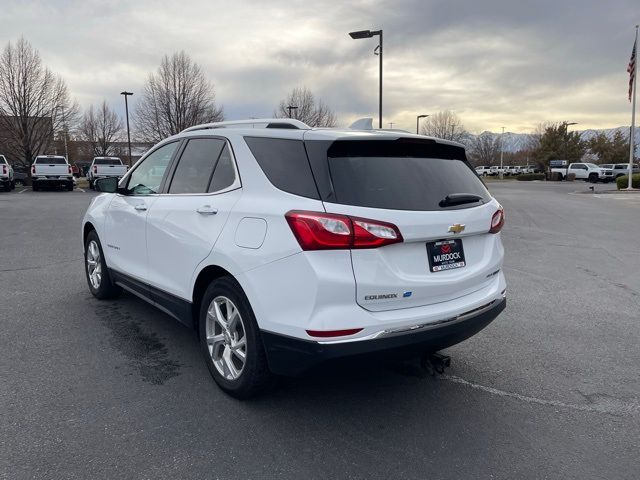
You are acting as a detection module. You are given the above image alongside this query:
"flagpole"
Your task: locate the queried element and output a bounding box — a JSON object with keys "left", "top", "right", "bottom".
{"left": 628, "top": 25, "right": 638, "bottom": 190}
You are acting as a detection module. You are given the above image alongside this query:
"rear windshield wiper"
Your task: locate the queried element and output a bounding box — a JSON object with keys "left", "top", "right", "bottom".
{"left": 439, "top": 193, "right": 484, "bottom": 208}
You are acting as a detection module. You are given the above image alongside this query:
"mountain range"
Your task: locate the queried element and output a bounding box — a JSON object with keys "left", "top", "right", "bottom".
{"left": 464, "top": 126, "right": 640, "bottom": 154}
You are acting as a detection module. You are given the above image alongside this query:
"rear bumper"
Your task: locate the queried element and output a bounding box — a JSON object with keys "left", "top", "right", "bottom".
{"left": 262, "top": 297, "right": 506, "bottom": 376}
{"left": 33, "top": 176, "right": 73, "bottom": 184}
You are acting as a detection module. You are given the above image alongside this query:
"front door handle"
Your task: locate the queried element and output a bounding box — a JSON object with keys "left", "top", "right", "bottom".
{"left": 134, "top": 204, "right": 147, "bottom": 211}
{"left": 196, "top": 205, "right": 218, "bottom": 215}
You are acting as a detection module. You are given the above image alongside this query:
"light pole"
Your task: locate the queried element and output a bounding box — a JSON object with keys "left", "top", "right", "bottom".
{"left": 349, "top": 29, "right": 383, "bottom": 129}
{"left": 416, "top": 114, "right": 428, "bottom": 134}
{"left": 286, "top": 105, "right": 298, "bottom": 118}
{"left": 500, "top": 126, "right": 505, "bottom": 172}
{"left": 562, "top": 121, "right": 578, "bottom": 162}
{"left": 55, "top": 105, "right": 69, "bottom": 160}
{"left": 120, "top": 91, "right": 133, "bottom": 166}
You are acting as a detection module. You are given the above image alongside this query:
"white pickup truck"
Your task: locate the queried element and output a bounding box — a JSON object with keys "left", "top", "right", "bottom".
{"left": 31, "top": 155, "right": 74, "bottom": 191}
{"left": 0, "top": 155, "right": 14, "bottom": 191}
{"left": 551, "top": 162, "right": 614, "bottom": 183}
{"left": 87, "top": 157, "right": 128, "bottom": 190}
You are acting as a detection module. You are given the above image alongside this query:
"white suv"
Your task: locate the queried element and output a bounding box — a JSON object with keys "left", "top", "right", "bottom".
{"left": 83, "top": 119, "right": 507, "bottom": 398}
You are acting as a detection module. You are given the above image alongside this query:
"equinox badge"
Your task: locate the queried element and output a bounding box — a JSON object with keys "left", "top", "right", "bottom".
{"left": 448, "top": 223, "right": 465, "bottom": 234}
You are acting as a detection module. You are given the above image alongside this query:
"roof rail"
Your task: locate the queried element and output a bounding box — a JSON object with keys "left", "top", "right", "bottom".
{"left": 181, "top": 118, "right": 310, "bottom": 133}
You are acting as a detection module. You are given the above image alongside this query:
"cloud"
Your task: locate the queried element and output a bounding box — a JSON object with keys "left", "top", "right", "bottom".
{"left": 1, "top": 0, "right": 637, "bottom": 134}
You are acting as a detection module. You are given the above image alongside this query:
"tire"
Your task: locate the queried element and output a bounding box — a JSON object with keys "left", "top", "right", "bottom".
{"left": 84, "top": 230, "right": 121, "bottom": 299}
{"left": 10, "top": 181, "right": 15, "bottom": 190}
{"left": 66, "top": 182, "right": 74, "bottom": 191}
{"left": 588, "top": 173, "right": 598, "bottom": 183}
{"left": 89, "top": 179, "right": 94, "bottom": 190}
{"left": 199, "top": 276, "right": 274, "bottom": 399}
{"left": 32, "top": 182, "right": 39, "bottom": 191}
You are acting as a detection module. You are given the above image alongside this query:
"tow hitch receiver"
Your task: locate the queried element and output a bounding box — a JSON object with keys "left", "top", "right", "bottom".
{"left": 421, "top": 352, "right": 451, "bottom": 376}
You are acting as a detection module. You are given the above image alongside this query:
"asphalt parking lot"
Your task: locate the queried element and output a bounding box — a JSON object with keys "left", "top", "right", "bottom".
{"left": 1, "top": 182, "right": 639, "bottom": 479}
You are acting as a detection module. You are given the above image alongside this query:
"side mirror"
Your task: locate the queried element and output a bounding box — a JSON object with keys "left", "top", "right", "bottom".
{"left": 94, "top": 177, "right": 119, "bottom": 193}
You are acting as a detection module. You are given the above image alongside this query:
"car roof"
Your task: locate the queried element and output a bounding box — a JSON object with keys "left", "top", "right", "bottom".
{"left": 164, "top": 118, "right": 466, "bottom": 149}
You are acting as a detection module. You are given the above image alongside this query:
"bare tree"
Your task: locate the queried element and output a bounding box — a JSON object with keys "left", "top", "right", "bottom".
{"left": 420, "top": 110, "right": 467, "bottom": 143}
{"left": 274, "top": 86, "right": 337, "bottom": 127}
{"left": 79, "top": 100, "right": 123, "bottom": 157}
{"left": 0, "top": 37, "right": 78, "bottom": 166}
{"left": 134, "top": 51, "right": 223, "bottom": 142}
{"left": 468, "top": 132, "right": 500, "bottom": 166}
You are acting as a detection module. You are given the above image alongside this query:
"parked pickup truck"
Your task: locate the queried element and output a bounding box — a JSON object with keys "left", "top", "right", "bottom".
{"left": 87, "top": 157, "right": 128, "bottom": 189}
{"left": 0, "top": 155, "right": 14, "bottom": 191}
{"left": 31, "top": 155, "right": 74, "bottom": 191}
{"left": 600, "top": 163, "right": 640, "bottom": 179}
{"left": 475, "top": 166, "right": 493, "bottom": 176}
{"left": 551, "top": 162, "right": 614, "bottom": 183}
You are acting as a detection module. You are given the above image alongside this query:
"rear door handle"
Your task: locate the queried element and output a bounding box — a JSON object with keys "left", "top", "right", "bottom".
{"left": 134, "top": 204, "right": 147, "bottom": 211}
{"left": 196, "top": 205, "right": 218, "bottom": 215}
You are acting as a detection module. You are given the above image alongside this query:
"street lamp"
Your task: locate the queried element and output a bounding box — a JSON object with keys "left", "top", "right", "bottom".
{"left": 562, "top": 121, "right": 578, "bottom": 162}
{"left": 500, "top": 126, "right": 505, "bottom": 171}
{"left": 286, "top": 105, "right": 298, "bottom": 118}
{"left": 349, "top": 29, "right": 383, "bottom": 129}
{"left": 120, "top": 91, "right": 133, "bottom": 166}
{"left": 416, "top": 114, "right": 428, "bottom": 134}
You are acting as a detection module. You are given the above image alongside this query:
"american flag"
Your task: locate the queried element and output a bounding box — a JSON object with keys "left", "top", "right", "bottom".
{"left": 628, "top": 40, "right": 636, "bottom": 102}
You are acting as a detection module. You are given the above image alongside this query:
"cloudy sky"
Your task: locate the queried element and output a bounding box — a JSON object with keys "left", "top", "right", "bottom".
{"left": 1, "top": 0, "right": 638, "bottom": 134}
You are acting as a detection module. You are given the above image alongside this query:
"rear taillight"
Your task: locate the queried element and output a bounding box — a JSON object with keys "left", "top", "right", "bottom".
{"left": 2, "top": 165, "right": 5, "bottom": 175}
{"left": 285, "top": 211, "right": 403, "bottom": 251}
{"left": 68, "top": 165, "right": 72, "bottom": 175}
{"left": 489, "top": 208, "right": 505, "bottom": 234}
{"left": 93, "top": 166, "right": 97, "bottom": 174}
{"left": 31, "top": 165, "right": 35, "bottom": 175}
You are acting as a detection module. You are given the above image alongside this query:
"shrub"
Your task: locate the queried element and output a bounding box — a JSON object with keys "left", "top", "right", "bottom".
{"left": 566, "top": 173, "right": 576, "bottom": 181}
{"left": 517, "top": 173, "right": 546, "bottom": 181}
{"left": 616, "top": 173, "right": 640, "bottom": 190}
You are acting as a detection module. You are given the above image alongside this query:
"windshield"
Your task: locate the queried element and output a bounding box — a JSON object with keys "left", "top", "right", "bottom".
{"left": 585, "top": 163, "right": 599, "bottom": 169}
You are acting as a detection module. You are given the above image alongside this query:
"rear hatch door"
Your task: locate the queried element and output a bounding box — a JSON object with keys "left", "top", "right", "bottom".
{"left": 308, "top": 136, "right": 502, "bottom": 312}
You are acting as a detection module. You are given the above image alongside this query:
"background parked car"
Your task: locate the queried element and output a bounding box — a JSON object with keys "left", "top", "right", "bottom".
{"left": 475, "top": 166, "right": 492, "bottom": 176}
{"left": 12, "top": 165, "right": 29, "bottom": 186}
{"left": 0, "top": 155, "right": 14, "bottom": 191}
{"left": 604, "top": 163, "right": 640, "bottom": 178}
{"left": 87, "top": 157, "right": 128, "bottom": 189}
{"left": 31, "top": 155, "right": 74, "bottom": 191}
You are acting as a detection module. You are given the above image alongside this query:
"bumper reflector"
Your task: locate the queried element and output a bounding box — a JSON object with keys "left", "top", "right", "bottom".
{"left": 306, "top": 328, "right": 363, "bottom": 338}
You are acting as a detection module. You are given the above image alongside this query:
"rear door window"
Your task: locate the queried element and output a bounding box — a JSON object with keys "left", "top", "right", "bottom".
{"left": 168, "top": 138, "right": 225, "bottom": 194}
{"left": 322, "top": 139, "right": 490, "bottom": 211}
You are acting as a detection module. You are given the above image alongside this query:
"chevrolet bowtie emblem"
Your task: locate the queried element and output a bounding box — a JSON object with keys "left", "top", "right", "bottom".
{"left": 448, "top": 224, "right": 465, "bottom": 234}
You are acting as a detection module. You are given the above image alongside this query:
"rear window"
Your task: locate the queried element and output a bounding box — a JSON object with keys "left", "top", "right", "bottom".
{"left": 94, "top": 158, "right": 122, "bottom": 165}
{"left": 325, "top": 139, "right": 490, "bottom": 211}
{"left": 244, "top": 137, "right": 319, "bottom": 199}
{"left": 35, "top": 157, "right": 66, "bottom": 164}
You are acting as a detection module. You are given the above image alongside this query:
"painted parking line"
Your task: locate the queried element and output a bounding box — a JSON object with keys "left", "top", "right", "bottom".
{"left": 17, "top": 188, "right": 29, "bottom": 194}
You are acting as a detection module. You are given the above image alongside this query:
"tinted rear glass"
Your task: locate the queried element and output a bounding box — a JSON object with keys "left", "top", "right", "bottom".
{"left": 36, "top": 157, "right": 66, "bottom": 164}
{"left": 94, "top": 159, "right": 122, "bottom": 165}
{"left": 244, "top": 137, "right": 319, "bottom": 199}
{"left": 326, "top": 139, "right": 490, "bottom": 211}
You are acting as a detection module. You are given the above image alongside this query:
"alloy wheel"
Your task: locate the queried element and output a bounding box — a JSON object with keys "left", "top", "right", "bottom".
{"left": 86, "top": 240, "right": 102, "bottom": 289}
{"left": 205, "top": 296, "right": 247, "bottom": 380}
